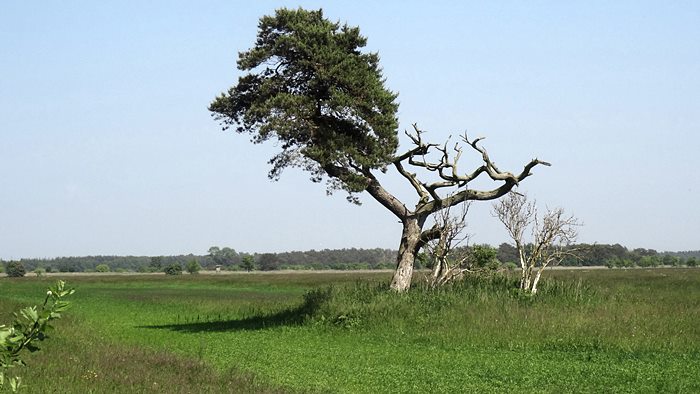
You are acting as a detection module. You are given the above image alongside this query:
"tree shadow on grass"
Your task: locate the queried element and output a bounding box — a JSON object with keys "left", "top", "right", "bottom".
{"left": 138, "top": 287, "right": 332, "bottom": 333}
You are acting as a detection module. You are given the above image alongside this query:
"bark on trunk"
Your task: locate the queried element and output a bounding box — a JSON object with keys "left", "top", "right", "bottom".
{"left": 530, "top": 269, "right": 543, "bottom": 295}
{"left": 429, "top": 230, "right": 448, "bottom": 286}
{"left": 389, "top": 218, "right": 423, "bottom": 292}
{"left": 519, "top": 256, "right": 530, "bottom": 291}
{"left": 521, "top": 268, "right": 533, "bottom": 292}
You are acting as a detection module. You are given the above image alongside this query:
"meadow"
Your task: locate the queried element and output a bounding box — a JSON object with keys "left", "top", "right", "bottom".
{"left": 1, "top": 269, "right": 699, "bottom": 393}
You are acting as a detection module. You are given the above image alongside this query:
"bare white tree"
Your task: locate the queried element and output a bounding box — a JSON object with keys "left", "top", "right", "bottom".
{"left": 424, "top": 201, "right": 472, "bottom": 288}
{"left": 492, "top": 192, "right": 580, "bottom": 295}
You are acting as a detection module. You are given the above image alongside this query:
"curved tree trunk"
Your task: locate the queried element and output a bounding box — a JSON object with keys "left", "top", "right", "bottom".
{"left": 390, "top": 218, "right": 424, "bottom": 292}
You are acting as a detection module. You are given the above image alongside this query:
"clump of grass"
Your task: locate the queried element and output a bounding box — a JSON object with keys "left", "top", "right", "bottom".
{"left": 521, "top": 276, "right": 600, "bottom": 305}
{"left": 297, "top": 273, "right": 601, "bottom": 331}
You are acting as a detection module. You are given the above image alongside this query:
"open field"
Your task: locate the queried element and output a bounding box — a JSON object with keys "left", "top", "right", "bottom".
{"left": 1, "top": 269, "right": 699, "bottom": 393}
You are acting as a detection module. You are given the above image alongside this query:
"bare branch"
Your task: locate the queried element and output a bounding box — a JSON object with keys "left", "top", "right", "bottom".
{"left": 394, "top": 160, "right": 430, "bottom": 203}
{"left": 389, "top": 125, "right": 550, "bottom": 216}
{"left": 492, "top": 192, "right": 581, "bottom": 294}
{"left": 383, "top": 125, "right": 549, "bottom": 291}
{"left": 392, "top": 124, "right": 437, "bottom": 162}
{"left": 423, "top": 200, "right": 474, "bottom": 288}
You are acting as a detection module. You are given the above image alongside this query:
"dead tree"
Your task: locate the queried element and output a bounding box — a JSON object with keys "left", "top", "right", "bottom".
{"left": 385, "top": 125, "right": 550, "bottom": 291}
{"left": 492, "top": 192, "right": 580, "bottom": 294}
{"left": 324, "top": 125, "right": 551, "bottom": 291}
{"left": 424, "top": 201, "right": 472, "bottom": 288}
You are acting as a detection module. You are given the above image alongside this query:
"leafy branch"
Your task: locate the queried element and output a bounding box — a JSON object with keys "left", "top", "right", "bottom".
{"left": 0, "top": 281, "right": 75, "bottom": 392}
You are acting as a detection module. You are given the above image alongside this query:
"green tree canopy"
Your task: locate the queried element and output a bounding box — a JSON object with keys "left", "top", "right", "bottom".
{"left": 5, "top": 261, "right": 26, "bottom": 278}
{"left": 258, "top": 253, "right": 280, "bottom": 271}
{"left": 186, "top": 260, "right": 201, "bottom": 274}
{"left": 149, "top": 256, "right": 163, "bottom": 271}
{"left": 210, "top": 7, "right": 399, "bottom": 199}
{"left": 241, "top": 255, "right": 255, "bottom": 272}
{"left": 164, "top": 263, "right": 183, "bottom": 276}
{"left": 470, "top": 244, "right": 500, "bottom": 270}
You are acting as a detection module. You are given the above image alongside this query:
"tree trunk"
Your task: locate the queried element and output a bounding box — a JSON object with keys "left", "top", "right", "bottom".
{"left": 530, "top": 268, "right": 543, "bottom": 295}
{"left": 521, "top": 266, "right": 534, "bottom": 292}
{"left": 519, "top": 257, "right": 530, "bottom": 291}
{"left": 429, "top": 229, "right": 448, "bottom": 287}
{"left": 389, "top": 218, "right": 423, "bottom": 292}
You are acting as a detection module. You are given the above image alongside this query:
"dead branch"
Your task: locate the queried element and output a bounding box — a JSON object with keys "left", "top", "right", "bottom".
{"left": 392, "top": 125, "right": 550, "bottom": 217}
{"left": 492, "top": 193, "right": 581, "bottom": 294}
{"left": 424, "top": 200, "right": 473, "bottom": 288}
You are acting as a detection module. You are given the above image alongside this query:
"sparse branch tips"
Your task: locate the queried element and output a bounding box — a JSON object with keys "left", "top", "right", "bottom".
{"left": 492, "top": 193, "right": 581, "bottom": 295}
{"left": 393, "top": 124, "right": 551, "bottom": 218}
{"left": 425, "top": 200, "right": 473, "bottom": 288}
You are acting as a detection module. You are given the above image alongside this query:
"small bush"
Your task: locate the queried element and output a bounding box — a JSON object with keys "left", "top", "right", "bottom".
{"left": 186, "top": 260, "right": 201, "bottom": 274}
{"left": 5, "top": 261, "right": 26, "bottom": 278}
{"left": 241, "top": 255, "right": 255, "bottom": 271}
{"left": 95, "top": 264, "right": 110, "bottom": 273}
{"left": 164, "top": 264, "right": 183, "bottom": 275}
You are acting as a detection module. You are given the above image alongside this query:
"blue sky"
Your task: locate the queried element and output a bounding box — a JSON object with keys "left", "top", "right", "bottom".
{"left": 1, "top": 1, "right": 698, "bottom": 259}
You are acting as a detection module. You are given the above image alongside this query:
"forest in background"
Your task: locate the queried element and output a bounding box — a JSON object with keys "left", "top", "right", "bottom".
{"left": 2, "top": 244, "right": 699, "bottom": 273}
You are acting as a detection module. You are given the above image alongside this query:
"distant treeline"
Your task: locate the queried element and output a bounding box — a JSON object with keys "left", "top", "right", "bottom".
{"left": 0, "top": 248, "right": 397, "bottom": 273}
{"left": 497, "top": 243, "right": 698, "bottom": 268}
{"left": 667, "top": 250, "right": 700, "bottom": 259}
{"left": 2, "top": 244, "right": 698, "bottom": 273}
{"left": 563, "top": 244, "right": 697, "bottom": 268}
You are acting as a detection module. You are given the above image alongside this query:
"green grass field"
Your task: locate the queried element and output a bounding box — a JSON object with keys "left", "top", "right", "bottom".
{"left": 1, "top": 269, "right": 699, "bottom": 393}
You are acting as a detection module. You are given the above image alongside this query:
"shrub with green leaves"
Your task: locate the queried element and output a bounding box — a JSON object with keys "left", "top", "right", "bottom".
{"left": 186, "top": 260, "right": 201, "bottom": 275}
{"left": 164, "top": 264, "right": 183, "bottom": 275}
{"left": 4, "top": 262, "right": 25, "bottom": 278}
{"left": 470, "top": 245, "right": 501, "bottom": 270}
{"left": 0, "top": 281, "right": 74, "bottom": 392}
{"left": 95, "top": 264, "right": 110, "bottom": 273}
{"left": 240, "top": 255, "right": 255, "bottom": 272}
